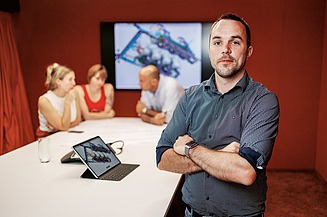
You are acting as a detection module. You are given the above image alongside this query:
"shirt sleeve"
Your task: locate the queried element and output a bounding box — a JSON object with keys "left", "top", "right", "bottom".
{"left": 161, "top": 85, "right": 184, "bottom": 122}
{"left": 140, "top": 91, "right": 152, "bottom": 108}
{"left": 239, "top": 147, "right": 262, "bottom": 173}
{"left": 240, "top": 90, "right": 280, "bottom": 169}
{"left": 156, "top": 91, "right": 188, "bottom": 165}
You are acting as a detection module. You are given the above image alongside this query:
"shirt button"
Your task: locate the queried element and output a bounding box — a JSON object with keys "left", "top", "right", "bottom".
{"left": 214, "top": 114, "right": 218, "bottom": 119}
{"left": 208, "top": 135, "right": 212, "bottom": 139}
{"left": 206, "top": 196, "right": 210, "bottom": 200}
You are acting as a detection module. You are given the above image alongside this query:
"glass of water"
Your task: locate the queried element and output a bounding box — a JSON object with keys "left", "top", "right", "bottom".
{"left": 38, "top": 137, "right": 51, "bottom": 163}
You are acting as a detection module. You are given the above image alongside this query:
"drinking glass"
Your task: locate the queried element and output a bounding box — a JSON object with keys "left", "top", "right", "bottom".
{"left": 38, "top": 137, "right": 51, "bottom": 163}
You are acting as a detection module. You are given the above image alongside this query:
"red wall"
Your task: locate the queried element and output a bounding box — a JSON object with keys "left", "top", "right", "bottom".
{"left": 316, "top": 2, "right": 327, "bottom": 182}
{"left": 12, "top": 0, "right": 327, "bottom": 174}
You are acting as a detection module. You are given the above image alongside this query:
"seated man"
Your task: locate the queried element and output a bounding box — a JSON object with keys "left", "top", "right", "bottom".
{"left": 136, "top": 65, "right": 184, "bottom": 125}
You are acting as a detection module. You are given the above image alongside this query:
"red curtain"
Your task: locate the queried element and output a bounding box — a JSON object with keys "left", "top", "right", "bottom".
{"left": 0, "top": 12, "right": 35, "bottom": 155}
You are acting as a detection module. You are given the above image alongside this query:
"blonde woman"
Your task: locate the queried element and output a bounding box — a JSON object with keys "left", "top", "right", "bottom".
{"left": 36, "top": 63, "right": 81, "bottom": 139}
{"left": 74, "top": 64, "right": 115, "bottom": 120}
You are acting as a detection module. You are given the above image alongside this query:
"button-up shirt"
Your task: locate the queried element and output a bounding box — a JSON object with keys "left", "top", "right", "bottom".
{"left": 156, "top": 72, "right": 279, "bottom": 216}
{"left": 141, "top": 75, "right": 184, "bottom": 123}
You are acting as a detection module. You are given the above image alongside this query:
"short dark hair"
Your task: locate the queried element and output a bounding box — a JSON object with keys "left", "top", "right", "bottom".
{"left": 210, "top": 13, "right": 251, "bottom": 48}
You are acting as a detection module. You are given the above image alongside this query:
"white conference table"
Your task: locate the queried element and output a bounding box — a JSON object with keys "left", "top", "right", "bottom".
{"left": 0, "top": 118, "right": 182, "bottom": 217}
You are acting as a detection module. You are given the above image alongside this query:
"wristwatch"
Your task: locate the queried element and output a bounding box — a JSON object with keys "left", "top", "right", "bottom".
{"left": 142, "top": 107, "right": 148, "bottom": 114}
{"left": 185, "top": 141, "right": 198, "bottom": 158}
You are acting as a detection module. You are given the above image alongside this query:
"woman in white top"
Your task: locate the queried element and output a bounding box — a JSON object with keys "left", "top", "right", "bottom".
{"left": 36, "top": 63, "right": 82, "bottom": 139}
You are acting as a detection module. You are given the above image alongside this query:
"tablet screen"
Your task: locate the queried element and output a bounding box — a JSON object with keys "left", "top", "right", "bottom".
{"left": 72, "top": 136, "right": 121, "bottom": 177}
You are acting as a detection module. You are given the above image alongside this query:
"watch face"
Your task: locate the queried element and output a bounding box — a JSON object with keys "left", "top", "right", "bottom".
{"left": 185, "top": 141, "right": 198, "bottom": 158}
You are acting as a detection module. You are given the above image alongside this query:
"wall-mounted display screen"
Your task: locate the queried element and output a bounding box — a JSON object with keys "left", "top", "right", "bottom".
{"left": 100, "top": 22, "right": 213, "bottom": 90}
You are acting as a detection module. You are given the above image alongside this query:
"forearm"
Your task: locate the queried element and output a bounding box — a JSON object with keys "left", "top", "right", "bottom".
{"left": 190, "top": 146, "right": 256, "bottom": 186}
{"left": 73, "top": 98, "right": 82, "bottom": 125}
{"left": 145, "top": 108, "right": 159, "bottom": 117}
{"left": 157, "top": 149, "right": 202, "bottom": 174}
{"left": 70, "top": 111, "right": 81, "bottom": 127}
{"left": 139, "top": 113, "right": 164, "bottom": 125}
{"left": 83, "top": 109, "right": 115, "bottom": 120}
{"left": 139, "top": 113, "right": 153, "bottom": 124}
{"left": 104, "top": 106, "right": 115, "bottom": 118}
{"left": 60, "top": 102, "right": 72, "bottom": 130}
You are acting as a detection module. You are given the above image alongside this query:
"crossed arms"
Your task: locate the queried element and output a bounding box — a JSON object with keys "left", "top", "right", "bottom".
{"left": 158, "top": 135, "right": 256, "bottom": 186}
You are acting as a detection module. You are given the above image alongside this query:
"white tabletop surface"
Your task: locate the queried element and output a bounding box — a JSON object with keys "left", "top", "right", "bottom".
{"left": 0, "top": 118, "right": 181, "bottom": 217}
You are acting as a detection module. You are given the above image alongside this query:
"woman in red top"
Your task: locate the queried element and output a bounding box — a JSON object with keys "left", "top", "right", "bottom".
{"left": 75, "top": 64, "right": 115, "bottom": 120}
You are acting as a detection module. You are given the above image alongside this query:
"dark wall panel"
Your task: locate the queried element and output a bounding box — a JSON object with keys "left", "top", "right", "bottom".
{"left": 0, "top": 0, "right": 20, "bottom": 13}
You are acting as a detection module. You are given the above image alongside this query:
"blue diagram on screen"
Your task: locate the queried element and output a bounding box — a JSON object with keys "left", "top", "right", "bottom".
{"left": 115, "top": 23, "right": 199, "bottom": 78}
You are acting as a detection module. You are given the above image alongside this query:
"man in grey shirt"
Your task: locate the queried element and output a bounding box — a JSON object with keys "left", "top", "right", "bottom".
{"left": 156, "top": 13, "right": 279, "bottom": 217}
{"left": 136, "top": 65, "right": 184, "bottom": 125}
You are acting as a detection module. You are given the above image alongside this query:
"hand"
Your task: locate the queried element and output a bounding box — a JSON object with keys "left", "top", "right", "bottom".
{"left": 220, "top": 141, "right": 240, "bottom": 153}
{"left": 65, "top": 89, "right": 76, "bottom": 104}
{"left": 103, "top": 107, "right": 115, "bottom": 118}
{"left": 152, "top": 113, "right": 166, "bottom": 125}
{"left": 46, "top": 123, "right": 54, "bottom": 130}
{"left": 103, "top": 105, "right": 111, "bottom": 113}
{"left": 173, "top": 135, "right": 193, "bottom": 156}
{"left": 136, "top": 100, "right": 146, "bottom": 114}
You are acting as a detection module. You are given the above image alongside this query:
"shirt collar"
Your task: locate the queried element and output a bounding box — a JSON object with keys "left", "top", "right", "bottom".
{"left": 204, "top": 71, "right": 249, "bottom": 93}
